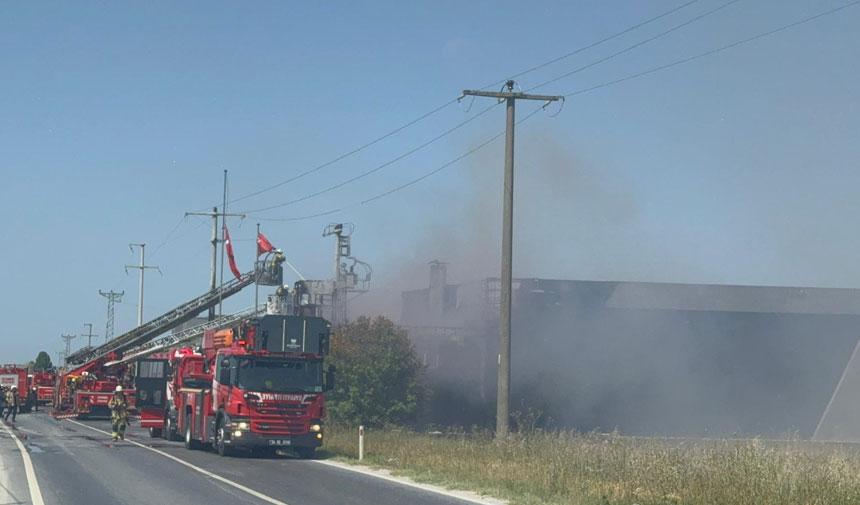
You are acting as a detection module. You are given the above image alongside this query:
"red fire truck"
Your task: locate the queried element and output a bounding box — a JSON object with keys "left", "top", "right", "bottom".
{"left": 53, "top": 356, "right": 135, "bottom": 419}
{"left": 0, "top": 365, "right": 32, "bottom": 412}
{"left": 137, "top": 314, "right": 333, "bottom": 458}
{"left": 30, "top": 370, "right": 57, "bottom": 405}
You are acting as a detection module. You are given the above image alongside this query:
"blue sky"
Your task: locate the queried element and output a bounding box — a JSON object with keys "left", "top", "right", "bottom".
{"left": 1, "top": 0, "right": 858, "bottom": 363}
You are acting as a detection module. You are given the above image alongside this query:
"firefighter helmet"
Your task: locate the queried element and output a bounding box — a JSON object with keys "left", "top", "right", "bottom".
{"left": 115, "top": 385, "right": 123, "bottom": 392}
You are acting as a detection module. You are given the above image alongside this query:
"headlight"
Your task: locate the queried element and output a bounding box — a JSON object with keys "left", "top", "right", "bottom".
{"left": 236, "top": 422, "right": 249, "bottom": 430}
{"left": 233, "top": 430, "right": 243, "bottom": 438}
{"left": 316, "top": 433, "right": 323, "bottom": 439}
{"left": 309, "top": 424, "right": 322, "bottom": 432}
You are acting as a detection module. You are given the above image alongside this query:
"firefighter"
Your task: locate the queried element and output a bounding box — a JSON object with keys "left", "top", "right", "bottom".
{"left": 30, "top": 387, "right": 38, "bottom": 412}
{"left": 0, "top": 388, "right": 7, "bottom": 419}
{"left": 4, "top": 387, "right": 19, "bottom": 422}
{"left": 108, "top": 385, "right": 129, "bottom": 441}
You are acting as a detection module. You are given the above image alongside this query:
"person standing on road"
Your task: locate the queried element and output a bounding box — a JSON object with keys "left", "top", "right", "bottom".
{"left": 4, "top": 386, "right": 19, "bottom": 422}
{"left": 0, "top": 388, "right": 7, "bottom": 420}
{"left": 108, "top": 385, "right": 129, "bottom": 441}
{"left": 30, "top": 387, "right": 38, "bottom": 412}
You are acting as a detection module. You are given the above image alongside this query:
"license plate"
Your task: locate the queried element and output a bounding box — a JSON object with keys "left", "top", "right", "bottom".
{"left": 268, "top": 439, "right": 291, "bottom": 446}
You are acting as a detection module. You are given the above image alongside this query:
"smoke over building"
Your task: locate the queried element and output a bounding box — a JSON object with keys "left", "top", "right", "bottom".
{"left": 402, "top": 263, "right": 860, "bottom": 438}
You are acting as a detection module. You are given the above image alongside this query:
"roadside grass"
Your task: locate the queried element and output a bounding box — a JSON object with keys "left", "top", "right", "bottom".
{"left": 321, "top": 426, "right": 860, "bottom": 505}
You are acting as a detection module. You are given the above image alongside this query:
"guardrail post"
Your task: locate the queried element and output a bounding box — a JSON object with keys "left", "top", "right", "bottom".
{"left": 358, "top": 425, "right": 365, "bottom": 462}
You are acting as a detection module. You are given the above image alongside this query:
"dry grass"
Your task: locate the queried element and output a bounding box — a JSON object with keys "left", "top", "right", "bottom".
{"left": 321, "top": 426, "right": 860, "bottom": 505}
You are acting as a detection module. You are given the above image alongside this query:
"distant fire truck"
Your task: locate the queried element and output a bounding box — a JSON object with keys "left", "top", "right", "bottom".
{"left": 0, "top": 365, "right": 32, "bottom": 412}
{"left": 30, "top": 370, "right": 57, "bottom": 405}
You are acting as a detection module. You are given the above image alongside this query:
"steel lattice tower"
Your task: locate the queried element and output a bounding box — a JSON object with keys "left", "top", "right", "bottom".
{"left": 99, "top": 290, "right": 124, "bottom": 342}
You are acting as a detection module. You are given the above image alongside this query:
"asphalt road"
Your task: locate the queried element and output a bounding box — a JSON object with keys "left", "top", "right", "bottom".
{"left": 2, "top": 412, "right": 486, "bottom": 505}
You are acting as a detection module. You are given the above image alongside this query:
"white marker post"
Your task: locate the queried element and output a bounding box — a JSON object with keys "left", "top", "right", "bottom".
{"left": 358, "top": 425, "right": 365, "bottom": 462}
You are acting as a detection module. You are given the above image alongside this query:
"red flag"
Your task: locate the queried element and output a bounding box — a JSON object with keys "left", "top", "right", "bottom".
{"left": 257, "top": 232, "right": 276, "bottom": 257}
{"left": 224, "top": 226, "right": 242, "bottom": 281}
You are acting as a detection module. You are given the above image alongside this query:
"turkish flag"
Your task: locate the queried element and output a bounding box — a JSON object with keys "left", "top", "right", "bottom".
{"left": 224, "top": 226, "right": 243, "bottom": 281}
{"left": 257, "top": 232, "right": 276, "bottom": 257}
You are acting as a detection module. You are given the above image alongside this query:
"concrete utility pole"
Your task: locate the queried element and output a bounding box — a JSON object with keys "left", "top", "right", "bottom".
{"left": 99, "top": 290, "right": 124, "bottom": 342}
{"left": 185, "top": 205, "right": 245, "bottom": 321}
{"left": 462, "top": 80, "right": 562, "bottom": 437}
{"left": 60, "top": 334, "right": 76, "bottom": 366}
{"left": 126, "top": 243, "right": 161, "bottom": 327}
{"left": 82, "top": 323, "right": 98, "bottom": 348}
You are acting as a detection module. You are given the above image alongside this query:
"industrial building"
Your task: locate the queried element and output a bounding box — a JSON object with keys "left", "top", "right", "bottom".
{"left": 402, "top": 261, "right": 860, "bottom": 438}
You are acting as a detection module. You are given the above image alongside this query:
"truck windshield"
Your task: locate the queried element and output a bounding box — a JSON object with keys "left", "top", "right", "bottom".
{"left": 236, "top": 358, "right": 323, "bottom": 393}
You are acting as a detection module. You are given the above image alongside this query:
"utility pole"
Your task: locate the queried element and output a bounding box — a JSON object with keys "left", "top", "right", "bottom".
{"left": 462, "top": 80, "right": 562, "bottom": 437}
{"left": 255, "top": 222, "right": 261, "bottom": 311}
{"left": 185, "top": 205, "right": 245, "bottom": 321}
{"left": 126, "top": 243, "right": 161, "bottom": 327}
{"left": 60, "top": 334, "right": 76, "bottom": 366}
{"left": 82, "top": 323, "right": 98, "bottom": 348}
{"left": 99, "top": 290, "right": 124, "bottom": 342}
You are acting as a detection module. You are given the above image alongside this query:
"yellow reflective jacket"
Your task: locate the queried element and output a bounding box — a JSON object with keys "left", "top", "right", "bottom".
{"left": 108, "top": 394, "right": 129, "bottom": 424}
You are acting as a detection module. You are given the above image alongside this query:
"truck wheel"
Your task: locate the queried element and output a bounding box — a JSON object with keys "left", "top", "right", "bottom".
{"left": 184, "top": 422, "right": 198, "bottom": 450}
{"left": 149, "top": 428, "right": 163, "bottom": 438}
{"left": 295, "top": 447, "right": 315, "bottom": 459}
{"left": 165, "top": 417, "right": 178, "bottom": 441}
{"left": 215, "top": 420, "right": 232, "bottom": 457}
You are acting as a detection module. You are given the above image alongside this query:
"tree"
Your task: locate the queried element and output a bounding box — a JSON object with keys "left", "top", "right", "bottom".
{"left": 33, "top": 351, "right": 53, "bottom": 371}
{"left": 327, "top": 316, "right": 427, "bottom": 426}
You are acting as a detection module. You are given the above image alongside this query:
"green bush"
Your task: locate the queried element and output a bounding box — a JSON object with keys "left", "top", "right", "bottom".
{"left": 327, "top": 316, "right": 427, "bottom": 426}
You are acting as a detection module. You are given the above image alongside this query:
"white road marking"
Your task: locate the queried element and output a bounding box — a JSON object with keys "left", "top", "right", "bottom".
{"left": 0, "top": 422, "right": 45, "bottom": 505}
{"left": 312, "top": 460, "right": 508, "bottom": 505}
{"left": 66, "top": 420, "right": 290, "bottom": 505}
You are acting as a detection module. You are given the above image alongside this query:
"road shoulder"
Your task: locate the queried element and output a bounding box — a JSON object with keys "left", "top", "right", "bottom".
{"left": 312, "top": 459, "right": 508, "bottom": 505}
{"left": 0, "top": 420, "right": 43, "bottom": 505}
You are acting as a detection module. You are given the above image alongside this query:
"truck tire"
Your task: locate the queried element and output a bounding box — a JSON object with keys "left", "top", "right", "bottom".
{"left": 215, "top": 418, "right": 232, "bottom": 457}
{"left": 164, "top": 417, "right": 178, "bottom": 441}
{"left": 184, "top": 422, "right": 198, "bottom": 450}
{"left": 295, "top": 447, "right": 315, "bottom": 459}
{"left": 149, "top": 427, "right": 163, "bottom": 438}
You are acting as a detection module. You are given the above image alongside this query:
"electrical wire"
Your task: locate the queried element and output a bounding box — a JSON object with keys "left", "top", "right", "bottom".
{"left": 240, "top": 101, "right": 501, "bottom": 214}
{"left": 256, "top": 106, "right": 545, "bottom": 222}
{"left": 478, "top": 0, "right": 700, "bottom": 91}
{"left": 194, "top": 1, "right": 704, "bottom": 212}
{"left": 563, "top": 0, "right": 860, "bottom": 98}
{"left": 253, "top": 0, "right": 860, "bottom": 222}
{"left": 527, "top": 0, "right": 744, "bottom": 92}
{"left": 189, "top": 98, "right": 460, "bottom": 212}
{"left": 149, "top": 215, "right": 188, "bottom": 260}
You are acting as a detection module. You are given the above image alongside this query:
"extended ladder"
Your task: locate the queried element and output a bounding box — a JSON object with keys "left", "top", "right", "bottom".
{"left": 67, "top": 271, "right": 255, "bottom": 366}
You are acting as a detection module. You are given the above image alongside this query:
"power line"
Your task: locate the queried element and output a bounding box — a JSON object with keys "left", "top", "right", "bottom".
{"left": 187, "top": 98, "right": 459, "bottom": 213}
{"left": 481, "top": 0, "right": 700, "bottom": 91}
{"left": 252, "top": 0, "right": 860, "bottom": 222}
{"left": 196, "top": 1, "right": 705, "bottom": 212}
{"left": 240, "top": 101, "right": 501, "bottom": 215}
{"left": 527, "top": 0, "right": 744, "bottom": 92}
{"left": 256, "top": 106, "right": 546, "bottom": 222}
{"left": 563, "top": 0, "right": 860, "bottom": 98}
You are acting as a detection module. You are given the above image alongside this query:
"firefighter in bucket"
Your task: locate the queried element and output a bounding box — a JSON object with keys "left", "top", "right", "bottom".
{"left": 108, "top": 385, "right": 129, "bottom": 441}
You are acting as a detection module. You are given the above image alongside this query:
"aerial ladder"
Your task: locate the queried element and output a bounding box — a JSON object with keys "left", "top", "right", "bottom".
{"left": 53, "top": 254, "right": 284, "bottom": 419}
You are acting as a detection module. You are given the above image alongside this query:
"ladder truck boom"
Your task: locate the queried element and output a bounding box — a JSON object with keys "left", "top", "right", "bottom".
{"left": 67, "top": 271, "right": 255, "bottom": 366}
{"left": 104, "top": 305, "right": 264, "bottom": 367}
